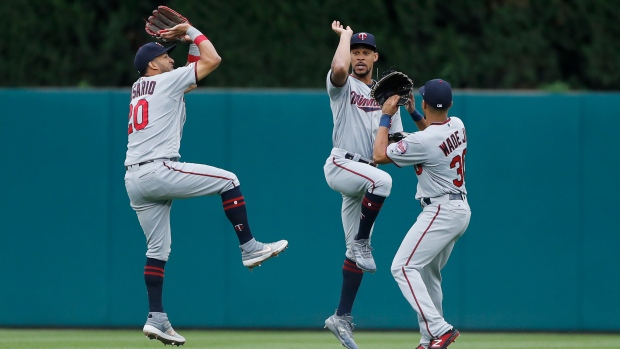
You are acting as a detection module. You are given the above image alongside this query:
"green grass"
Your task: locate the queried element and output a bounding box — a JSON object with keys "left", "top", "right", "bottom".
{"left": 0, "top": 329, "right": 619, "bottom": 349}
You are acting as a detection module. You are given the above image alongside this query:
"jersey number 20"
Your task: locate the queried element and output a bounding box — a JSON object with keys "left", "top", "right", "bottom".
{"left": 127, "top": 99, "right": 149, "bottom": 135}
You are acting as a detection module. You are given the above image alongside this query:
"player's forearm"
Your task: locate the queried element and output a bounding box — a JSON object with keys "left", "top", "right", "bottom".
{"left": 186, "top": 26, "right": 222, "bottom": 81}
{"left": 331, "top": 33, "right": 352, "bottom": 82}
{"left": 183, "top": 44, "right": 200, "bottom": 94}
{"left": 186, "top": 43, "right": 200, "bottom": 65}
{"left": 373, "top": 116, "right": 392, "bottom": 164}
{"left": 414, "top": 118, "right": 428, "bottom": 131}
{"left": 410, "top": 109, "right": 428, "bottom": 131}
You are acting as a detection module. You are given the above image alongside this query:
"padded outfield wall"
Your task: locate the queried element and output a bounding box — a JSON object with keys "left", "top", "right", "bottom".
{"left": 0, "top": 89, "right": 618, "bottom": 331}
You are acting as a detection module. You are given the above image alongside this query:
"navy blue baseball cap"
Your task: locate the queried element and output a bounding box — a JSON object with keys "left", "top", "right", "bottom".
{"left": 419, "top": 79, "right": 453, "bottom": 109}
{"left": 134, "top": 42, "right": 177, "bottom": 75}
{"left": 351, "top": 32, "right": 376, "bottom": 51}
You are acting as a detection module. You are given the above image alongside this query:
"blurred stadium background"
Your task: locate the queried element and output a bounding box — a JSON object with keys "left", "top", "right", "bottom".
{"left": 1, "top": 0, "right": 618, "bottom": 339}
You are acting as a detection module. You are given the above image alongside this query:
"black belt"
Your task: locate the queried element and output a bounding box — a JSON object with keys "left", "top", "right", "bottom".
{"left": 422, "top": 193, "right": 464, "bottom": 206}
{"left": 125, "top": 158, "right": 178, "bottom": 170}
{"left": 345, "top": 153, "right": 377, "bottom": 167}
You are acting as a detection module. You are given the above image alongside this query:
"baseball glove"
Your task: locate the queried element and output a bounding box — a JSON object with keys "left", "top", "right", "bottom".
{"left": 370, "top": 70, "right": 414, "bottom": 106}
{"left": 145, "top": 6, "right": 191, "bottom": 42}
{"left": 388, "top": 132, "right": 411, "bottom": 142}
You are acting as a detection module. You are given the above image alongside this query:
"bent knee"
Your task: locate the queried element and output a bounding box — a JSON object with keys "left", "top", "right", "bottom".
{"left": 372, "top": 172, "right": 393, "bottom": 196}
{"left": 222, "top": 172, "right": 240, "bottom": 192}
{"left": 146, "top": 247, "right": 170, "bottom": 261}
{"left": 391, "top": 263, "right": 404, "bottom": 277}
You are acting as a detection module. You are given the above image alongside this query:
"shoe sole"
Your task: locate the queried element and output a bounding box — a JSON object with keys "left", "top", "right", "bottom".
{"left": 243, "top": 241, "right": 289, "bottom": 269}
{"left": 143, "top": 325, "right": 185, "bottom": 346}
{"left": 353, "top": 257, "right": 376, "bottom": 273}
{"left": 355, "top": 261, "right": 376, "bottom": 274}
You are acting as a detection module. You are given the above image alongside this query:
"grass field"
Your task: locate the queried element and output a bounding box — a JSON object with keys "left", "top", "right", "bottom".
{"left": 1, "top": 329, "right": 620, "bottom": 349}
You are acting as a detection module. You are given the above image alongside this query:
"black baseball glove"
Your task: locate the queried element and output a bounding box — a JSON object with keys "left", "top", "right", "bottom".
{"left": 145, "top": 6, "right": 191, "bottom": 42}
{"left": 388, "top": 132, "right": 411, "bottom": 143}
{"left": 370, "top": 70, "right": 414, "bottom": 106}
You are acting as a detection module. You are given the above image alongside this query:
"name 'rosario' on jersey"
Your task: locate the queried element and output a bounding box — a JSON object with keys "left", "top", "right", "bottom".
{"left": 132, "top": 80, "right": 157, "bottom": 100}
{"left": 439, "top": 128, "right": 467, "bottom": 157}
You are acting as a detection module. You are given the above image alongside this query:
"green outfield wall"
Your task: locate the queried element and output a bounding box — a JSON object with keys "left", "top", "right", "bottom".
{"left": 0, "top": 89, "right": 618, "bottom": 331}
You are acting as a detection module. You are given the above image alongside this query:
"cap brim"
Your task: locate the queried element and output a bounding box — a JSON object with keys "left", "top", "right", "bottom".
{"left": 162, "top": 44, "right": 177, "bottom": 55}
{"left": 151, "top": 44, "right": 177, "bottom": 60}
{"left": 350, "top": 43, "right": 376, "bottom": 51}
{"left": 418, "top": 86, "right": 425, "bottom": 96}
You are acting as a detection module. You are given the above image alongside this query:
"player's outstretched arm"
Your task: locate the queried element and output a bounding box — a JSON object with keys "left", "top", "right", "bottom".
{"left": 330, "top": 20, "right": 353, "bottom": 87}
{"left": 161, "top": 23, "right": 222, "bottom": 82}
{"left": 405, "top": 91, "right": 428, "bottom": 131}
{"left": 374, "top": 95, "right": 401, "bottom": 164}
{"left": 183, "top": 42, "right": 200, "bottom": 93}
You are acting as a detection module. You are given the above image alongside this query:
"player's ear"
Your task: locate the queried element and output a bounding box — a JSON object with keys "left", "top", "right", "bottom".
{"left": 422, "top": 100, "right": 427, "bottom": 111}
{"left": 148, "top": 61, "right": 158, "bottom": 71}
{"left": 373, "top": 52, "right": 378, "bottom": 62}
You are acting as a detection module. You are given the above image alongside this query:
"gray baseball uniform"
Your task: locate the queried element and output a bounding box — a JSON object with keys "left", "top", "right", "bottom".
{"left": 323, "top": 69, "right": 403, "bottom": 260}
{"left": 124, "top": 62, "right": 239, "bottom": 261}
{"left": 386, "top": 116, "right": 471, "bottom": 346}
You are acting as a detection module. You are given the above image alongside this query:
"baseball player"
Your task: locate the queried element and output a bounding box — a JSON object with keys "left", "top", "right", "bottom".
{"left": 125, "top": 23, "right": 288, "bottom": 346}
{"left": 373, "top": 80, "right": 471, "bottom": 349}
{"left": 322, "top": 21, "right": 402, "bottom": 349}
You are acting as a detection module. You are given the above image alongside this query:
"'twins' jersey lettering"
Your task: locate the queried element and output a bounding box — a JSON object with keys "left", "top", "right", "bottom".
{"left": 326, "top": 70, "right": 403, "bottom": 158}
{"left": 350, "top": 91, "right": 381, "bottom": 112}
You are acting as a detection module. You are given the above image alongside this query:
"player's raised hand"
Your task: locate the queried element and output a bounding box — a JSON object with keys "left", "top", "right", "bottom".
{"left": 332, "top": 20, "right": 353, "bottom": 37}
{"left": 405, "top": 91, "right": 416, "bottom": 114}
{"left": 159, "top": 23, "right": 191, "bottom": 42}
{"left": 382, "top": 95, "right": 401, "bottom": 116}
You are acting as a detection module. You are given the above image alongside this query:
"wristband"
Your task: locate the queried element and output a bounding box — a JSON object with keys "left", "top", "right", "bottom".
{"left": 379, "top": 113, "right": 392, "bottom": 128}
{"left": 185, "top": 26, "right": 200, "bottom": 40}
{"left": 186, "top": 26, "right": 208, "bottom": 45}
{"left": 194, "top": 34, "right": 208, "bottom": 46}
{"left": 410, "top": 109, "right": 424, "bottom": 122}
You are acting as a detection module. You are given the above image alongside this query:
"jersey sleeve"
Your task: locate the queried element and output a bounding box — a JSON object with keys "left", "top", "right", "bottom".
{"left": 160, "top": 63, "right": 197, "bottom": 100}
{"left": 326, "top": 69, "right": 349, "bottom": 100}
{"left": 386, "top": 133, "right": 429, "bottom": 167}
{"left": 326, "top": 69, "right": 351, "bottom": 126}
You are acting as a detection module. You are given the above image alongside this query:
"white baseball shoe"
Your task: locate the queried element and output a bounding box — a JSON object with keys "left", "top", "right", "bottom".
{"left": 324, "top": 311, "right": 359, "bottom": 349}
{"left": 352, "top": 239, "right": 376, "bottom": 273}
{"left": 240, "top": 238, "right": 288, "bottom": 269}
{"left": 143, "top": 312, "right": 185, "bottom": 346}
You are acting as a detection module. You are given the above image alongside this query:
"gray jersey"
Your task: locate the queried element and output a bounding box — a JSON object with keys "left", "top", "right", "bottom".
{"left": 389, "top": 116, "right": 470, "bottom": 344}
{"left": 386, "top": 117, "right": 468, "bottom": 199}
{"left": 125, "top": 63, "right": 197, "bottom": 166}
{"left": 326, "top": 70, "right": 403, "bottom": 159}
